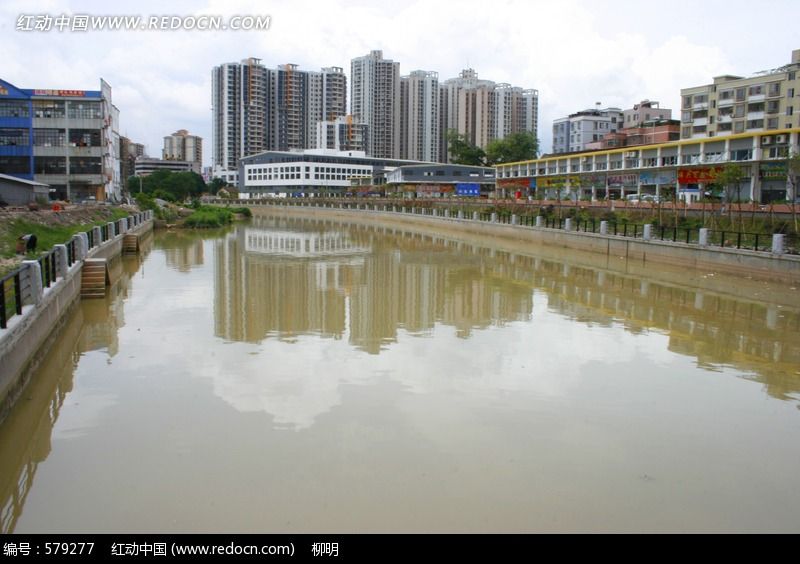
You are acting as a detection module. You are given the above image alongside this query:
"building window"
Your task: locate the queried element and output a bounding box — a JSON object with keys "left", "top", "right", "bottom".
{"left": 768, "top": 82, "right": 781, "bottom": 97}
{"left": 731, "top": 149, "right": 752, "bottom": 161}
{"left": 734, "top": 105, "right": 746, "bottom": 118}
{"left": 0, "top": 156, "right": 30, "bottom": 174}
{"left": 748, "top": 85, "right": 763, "bottom": 96}
{"left": 735, "top": 88, "right": 746, "bottom": 102}
{"left": 0, "top": 128, "right": 28, "bottom": 146}
{"left": 766, "top": 100, "right": 780, "bottom": 114}
{"left": 68, "top": 129, "right": 101, "bottom": 147}
{"left": 767, "top": 117, "right": 779, "bottom": 130}
{"left": 787, "top": 106, "right": 794, "bottom": 116}
{"left": 33, "top": 129, "right": 66, "bottom": 146}
{"left": 32, "top": 100, "right": 65, "bottom": 118}
{"left": 683, "top": 95, "right": 692, "bottom": 108}
{"left": 767, "top": 146, "right": 789, "bottom": 159}
{"left": 67, "top": 102, "right": 102, "bottom": 119}
{"left": 0, "top": 100, "right": 30, "bottom": 117}
{"left": 746, "top": 119, "right": 764, "bottom": 129}
{"left": 34, "top": 156, "right": 67, "bottom": 174}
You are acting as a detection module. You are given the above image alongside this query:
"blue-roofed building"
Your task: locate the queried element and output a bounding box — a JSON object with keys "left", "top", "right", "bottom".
{"left": 0, "top": 78, "right": 121, "bottom": 202}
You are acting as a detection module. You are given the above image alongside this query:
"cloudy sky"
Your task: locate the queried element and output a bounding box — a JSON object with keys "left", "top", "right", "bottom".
{"left": 2, "top": 0, "right": 798, "bottom": 166}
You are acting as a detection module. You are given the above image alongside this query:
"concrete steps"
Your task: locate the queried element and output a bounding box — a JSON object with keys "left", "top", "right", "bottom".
{"left": 81, "top": 259, "right": 108, "bottom": 299}
{"left": 122, "top": 234, "right": 139, "bottom": 254}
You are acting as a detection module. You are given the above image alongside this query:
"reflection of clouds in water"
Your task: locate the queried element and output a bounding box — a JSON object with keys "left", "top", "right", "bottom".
{"left": 52, "top": 354, "right": 124, "bottom": 442}
{"left": 206, "top": 337, "right": 374, "bottom": 431}
{"left": 204, "top": 295, "right": 667, "bottom": 431}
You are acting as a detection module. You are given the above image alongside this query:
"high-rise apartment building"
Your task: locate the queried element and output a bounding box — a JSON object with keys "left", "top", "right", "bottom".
{"left": 680, "top": 49, "right": 800, "bottom": 139}
{"left": 400, "top": 70, "right": 439, "bottom": 162}
{"left": 316, "top": 116, "right": 368, "bottom": 152}
{"left": 0, "top": 77, "right": 121, "bottom": 201}
{"left": 552, "top": 105, "right": 624, "bottom": 154}
{"left": 163, "top": 129, "right": 202, "bottom": 164}
{"left": 212, "top": 59, "right": 347, "bottom": 177}
{"left": 212, "top": 57, "right": 269, "bottom": 176}
{"left": 351, "top": 50, "right": 401, "bottom": 159}
{"left": 439, "top": 69, "right": 539, "bottom": 162}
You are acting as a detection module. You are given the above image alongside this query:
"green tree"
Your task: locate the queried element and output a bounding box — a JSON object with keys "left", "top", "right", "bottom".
{"left": 446, "top": 130, "right": 486, "bottom": 166}
{"left": 711, "top": 163, "right": 745, "bottom": 227}
{"left": 208, "top": 177, "right": 228, "bottom": 195}
{"left": 128, "top": 171, "right": 206, "bottom": 201}
{"left": 485, "top": 131, "right": 538, "bottom": 166}
{"left": 787, "top": 151, "right": 800, "bottom": 232}
{"left": 711, "top": 163, "right": 744, "bottom": 203}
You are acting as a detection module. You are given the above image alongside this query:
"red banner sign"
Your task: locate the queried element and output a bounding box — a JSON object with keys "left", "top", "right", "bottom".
{"left": 33, "top": 89, "right": 86, "bottom": 97}
{"left": 497, "top": 178, "right": 530, "bottom": 188}
{"left": 678, "top": 167, "right": 723, "bottom": 184}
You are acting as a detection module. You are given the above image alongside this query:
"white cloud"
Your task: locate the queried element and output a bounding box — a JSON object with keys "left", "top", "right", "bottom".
{"left": 2, "top": 0, "right": 798, "bottom": 159}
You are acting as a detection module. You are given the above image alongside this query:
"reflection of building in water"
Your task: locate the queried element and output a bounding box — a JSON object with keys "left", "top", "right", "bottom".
{"left": 245, "top": 228, "right": 370, "bottom": 259}
{"left": 528, "top": 259, "right": 800, "bottom": 402}
{"left": 214, "top": 221, "right": 535, "bottom": 352}
{"left": 215, "top": 226, "right": 365, "bottom": 343}
{"left": 159, "top": 233, "right": 205, "bottom": 272}
{"left": 234, "top": 216, "right": 800, "bottom": 403}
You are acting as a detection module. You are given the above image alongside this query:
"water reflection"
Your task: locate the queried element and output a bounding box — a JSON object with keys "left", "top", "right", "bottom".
{"left": 157, "top": 230, "right": 206, "bottom": 272}
{"left": 0, "top": 250, "right": 148, "bottom": 534}
{"left": 1, "top": 217, "right": 799, "bottom": 533}
{"left": 216, "top": 215, "right": 800, "bottom": 402}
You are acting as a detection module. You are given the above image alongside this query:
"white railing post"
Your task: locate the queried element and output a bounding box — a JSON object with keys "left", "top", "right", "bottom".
{"left": 772, "top": 234, "right": 785, "bottom": 255}
{"left": 699, "top": 228, "right": 709, "bottom": 246}
{"left": 22, "top": 261, "right": 43, "bottom": 305}
{"left": 54, "top": 244, "right": 68, "bottom": 278}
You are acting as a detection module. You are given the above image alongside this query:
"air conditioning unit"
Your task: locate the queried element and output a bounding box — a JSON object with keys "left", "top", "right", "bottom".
{"left": 761, "top": 136, "right": 773, "bottom": 145}
{"left": 775, "top": 135, "right": 787, "bottom": 144}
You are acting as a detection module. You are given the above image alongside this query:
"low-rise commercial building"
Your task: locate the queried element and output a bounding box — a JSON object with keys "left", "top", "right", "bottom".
{"left": 496, "top": 129, "right": 800, "bottom": 204}
{"left": 385, "top": 164, "right": 496, "bottom": 197}
{"left": 0, "top": 78, "right": 121, "bottom": 201}
{"left": 134, "top": 157, "right": 201, "bottom": 176}
{"left": 238, "top": 149, "right": 431, "bottom": 198}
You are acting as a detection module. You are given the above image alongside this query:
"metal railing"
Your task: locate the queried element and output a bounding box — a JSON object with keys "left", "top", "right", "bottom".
{"left": 0, "top": 211, "right": 151, "bottom": 330}
{"left": 0, "top": 270, "right": 23, "bottom": 330}
{"left": 218, "top": 199, "right": 799, "bottom": 256}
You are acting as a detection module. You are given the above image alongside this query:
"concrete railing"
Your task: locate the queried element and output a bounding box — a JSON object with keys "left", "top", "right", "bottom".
{"left": 1, "top": 210, "right": 153, "bottom": 331}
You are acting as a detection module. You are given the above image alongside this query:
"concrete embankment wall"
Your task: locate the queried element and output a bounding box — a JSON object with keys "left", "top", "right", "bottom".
{"left": 249, "top": 204, "right": 800, "bottom": 289}
{"left": 0, "top": 214, "right": 154, "bottom": 425}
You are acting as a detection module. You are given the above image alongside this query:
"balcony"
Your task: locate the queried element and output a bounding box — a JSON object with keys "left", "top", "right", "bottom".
{"left": 747, "top": 111, "right": 765, "bottom": 120}
{"left": 717, "top": 98, "right": 735, "bottom": 108}
{"left": 717, "top": 114, "right": 733, "bottom": 124}
{"left": 693, "top": 117, "right": 709, "bottom": 126}
{"left": 748, "top": 94, "right": 765, "bottom": 103}
{"left": 692, "top": 102, "right": 708, "bottom": 110}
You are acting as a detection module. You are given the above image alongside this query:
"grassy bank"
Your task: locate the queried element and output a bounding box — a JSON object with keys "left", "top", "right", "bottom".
{"left": 1, "top": 207, "right": 131, "bottom": 261}
{"left": 183, "top": 206, "right": 251, "bottom": 228}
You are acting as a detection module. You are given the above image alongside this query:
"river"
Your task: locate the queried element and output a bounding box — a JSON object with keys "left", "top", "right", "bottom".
{"left": 1, "top": 211, "right": 798, "bottom": 533}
